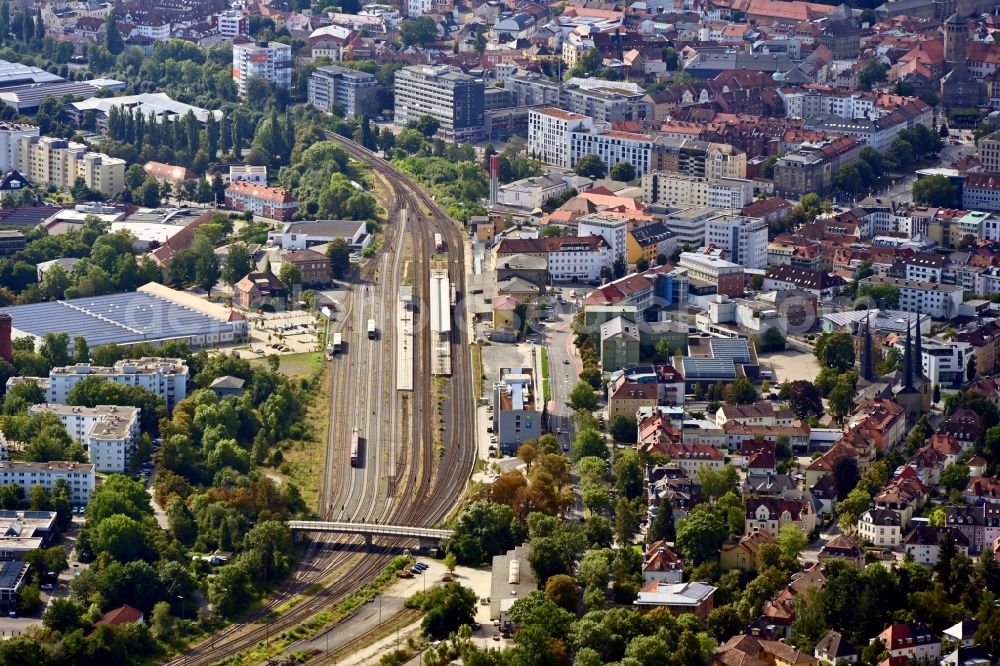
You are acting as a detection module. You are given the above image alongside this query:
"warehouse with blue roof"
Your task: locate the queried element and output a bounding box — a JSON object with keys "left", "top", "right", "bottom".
{"left": 0, "top": 282, "right": 247, "bottom": 350}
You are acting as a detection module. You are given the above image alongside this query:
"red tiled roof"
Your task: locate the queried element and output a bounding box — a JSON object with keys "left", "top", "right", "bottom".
{"left": 226, "top": 180, "right": 297, "bottom": 204}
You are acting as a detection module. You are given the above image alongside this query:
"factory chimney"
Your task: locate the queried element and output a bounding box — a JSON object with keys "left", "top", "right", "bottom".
{"left": 0, "top": 314, "right": 10, "bottom": 364}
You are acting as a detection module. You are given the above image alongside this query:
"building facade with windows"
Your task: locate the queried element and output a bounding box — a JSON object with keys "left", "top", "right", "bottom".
{"left": 307, "top": 65, "right": 380, "bottom": 119}
{"left": 232, "top": 41, "right": 292, "bottom": 98}
{"left": 394, "top": 65, "right": 485, "bottom": 142}
{"left": 705, "top": 215, "right": 767, "bottom": 269}
{"left": 29, "top": 404, "right": 139, "bottom": 473}
{"left": 0, "top": 461, "right": 95, "bottom": 505}
{"left": 528, "top": 107, "right": 592, "bottom": 168}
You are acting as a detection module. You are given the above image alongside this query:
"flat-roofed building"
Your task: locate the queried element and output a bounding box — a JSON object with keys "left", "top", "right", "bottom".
{"left": 29, "top": 404, "right": 140, "bottom": 473}
{"left": 394, "top": 65, "right": 484, "bottom": 142}
{"left": 11, "top": 358, "right": 188, "bottom": 411}
{"left": 492, "top": 367, "right": 541, "bottom": 455}
{"left": 528, "top": 107, "right": 592, "bottom": 168}
{"left": 307, "top": 65, "right": 381, "bottom": 119}
{"left": 0, "top": 461, "right": 95, "bottom": 505}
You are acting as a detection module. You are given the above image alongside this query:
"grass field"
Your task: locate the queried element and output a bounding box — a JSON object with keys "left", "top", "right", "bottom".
{"left": 540, "top": 347, "right": 551, "bottom": 402}
{"left": 250, "top": 351, "right": 324, "bottom": 377}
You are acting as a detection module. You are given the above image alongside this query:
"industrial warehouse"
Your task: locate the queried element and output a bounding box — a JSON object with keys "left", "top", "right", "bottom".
{"left": 0, "top": 282, "right": 248, "bottom": 350}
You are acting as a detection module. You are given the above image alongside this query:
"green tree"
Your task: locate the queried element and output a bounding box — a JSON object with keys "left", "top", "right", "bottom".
{"left": 609, "top": 415, "right": 637, "bottom": 444}
{"left": 447, "top": 502, "right": 524, "bottom": 565}
{"left": 105, "top": 11, "right": 124, "bottom": 55}
{"left": 43, "top": 597, "right": 85, "bottom": 633}
{"left": 399, "top": 16, "right": 438, "bottom": 46}
{"left": 788, "top": 587, "right": 828, "bottom": 652}
{"left": 326, "top": 237, "right": 351, "bottom": 278}
{"left": 827, "top": 381, "right": 855, "bottom": 423}
{"left": 814, "top": 331, "right": 855, "bottom": 373}
{"left": 544, "top": 574, "right": 577, "bottom": 612}
{"left": 572, "top": 428, "right": 608, "bottom": 461}
{"left": 725, "top": 376, "right": 757, "bottom": 405}
{"left": 940, "top": 463, "right": 970, "bottom": 491}
{"left": 567, "top": 381, "right": 598, "bottom": 411}
{"left": 417, "top": 581, "right": 477, "bottom": 638}
{"left": 913, "top": 174, "right": 959, "bottom": 207}
{"left": 777, "top": 524, "right": 809, "bottom": 560}
{"left": 648, "top": 499, "right": 675, "bottom": 543}
{"left": 675, "top": 510, "right": 728, "bottom": 563}
{"left": 222, "top": 242, "right": 252, "bottom": 286}
{"left": 609, "top": 161, "right": 636, "bottom": 182}
{"left": 857, "top": 59, "right": 887, "bottom": 91}
{"left": 278, "top": 262, "right": 302, "bottom": 287}
{"left": 574, "top": 155, "right": 607, "bottom": 179}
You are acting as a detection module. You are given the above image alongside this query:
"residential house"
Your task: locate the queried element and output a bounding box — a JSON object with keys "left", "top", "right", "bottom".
{"left": 873, "top": 623, "right": 941, "bottom": 663}
{"left": 661, "top": 442, "right": 725, "bottom": 476}
{"left": 234, "top": 271, "right": 289, "bottom": 310}
{"left": 720, "top": 529, "right": 778, "bottom": 571}
{"left": 817, "top": 534, "right": 864, "bottom": 570}
{"left": 904, "top": 526, "right": 970, "bottom": 566}
{"left": 609, "top": 380, "right": 658, "bottom": 420}
{"left": 744, "top": 496, "right": 815, "bottom": 537}
{"left": 858, "top": 508, "right": 903, "bottom": 548}
{"left": 814, "top": 630, "right": 857, "bottom": 665}
{"left": 643, "top": 540, "right": 684, "bottom": 585}
{"left": 280, "top": 249, "right": 332, "bottom": 285}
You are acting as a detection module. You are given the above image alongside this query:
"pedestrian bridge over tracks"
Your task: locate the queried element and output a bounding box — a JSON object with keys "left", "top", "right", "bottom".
{"left": 287, "top": 521, "right": 453, "bottom": 549}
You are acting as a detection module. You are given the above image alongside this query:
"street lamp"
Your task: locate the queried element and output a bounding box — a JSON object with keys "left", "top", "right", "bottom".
{"left": 177, "top": 595, "right": 185, "bottom": 622}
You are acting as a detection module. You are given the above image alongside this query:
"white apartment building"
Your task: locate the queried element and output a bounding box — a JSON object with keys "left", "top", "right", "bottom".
{"left": 641, "top": 172, "right": 755, "bottom": 209}
{"left": 496, "top": 173, "right": 569, "bottom": 211}
{"left": 15, "top": 135, "right": 125, "bottom": 196}
{"left": 859, "top": 276, "right": 964, "bottom": 320}
{"left": 569, "top": 128, "right": 654, "bottom": 176}
{"left": 232, "top": 41, "right": 292, "bottom": 97}
{"left": 578, "top": 213, "right": 629, "bottom": 263}
{"left": 0, "top": 123, "right": 38, "bottom": 172}
{"left": 546, "top": 237, "right": 612, "bottom": 282}
{"left": 705, "top": 144, "right": 748, "bottom": 180}
{"left": 0, "top": 461, "right": 95, "bottom": 505}
{"left": 407, "top": 0, "right": 432, "bottom": 15}
{"left": 29, "top": 404, "right": 140, "bottom": 473}
{"left": 903, "top": 337, "right": 975, "bottom": 387}
{"left": 216, "top": 10, "right": 248, "bottom": 39}
{"left": 24, "top": 358, "right": 189, "bottom": 410}
{"left": 528, "top": 107, "right": 592, "bottom": 168}
{"left": 229, "top": 165, "right": 267, "bottom": 184}
{"left": 779, "top": 89, "right": 876, "bottom": 120}
{"left": 650, "top": 207, "right": 718, "bottom": 247}
{"left": 705, "top": 215, "right": 767, "bottom": 269}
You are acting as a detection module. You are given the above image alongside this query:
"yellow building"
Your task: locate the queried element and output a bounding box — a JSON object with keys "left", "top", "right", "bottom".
{"left": 16, "top": 136, "right": 125, "bottom": 196}
{"left": 492, "top": 295, "right": 519, "bottom": 331}
{"left": 705, "top": 143, "right": 747, "bottom": 180}
{"left": 627, "top": 222, "right": 674, "bottom": 264}
{"left": 719, "top": 530, "right": 777, "bottom": 571}
{"left": 608, "top": 380, "right": 658, "bottom": 419}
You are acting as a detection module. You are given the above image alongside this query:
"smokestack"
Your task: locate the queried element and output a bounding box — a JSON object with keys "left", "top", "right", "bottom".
{"left": 0, "top": 314, "right": 10, "bottom": 364}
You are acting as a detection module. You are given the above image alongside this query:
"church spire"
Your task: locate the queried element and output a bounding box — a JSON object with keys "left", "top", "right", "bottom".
{"left": 913, "top": 309, "right": 924, "bottom": 380}
{"left": 861, "top": 310, "right": 874, "bottom": 381}
{"left": 902, "top": 316, "right": 916, "bottom": 393}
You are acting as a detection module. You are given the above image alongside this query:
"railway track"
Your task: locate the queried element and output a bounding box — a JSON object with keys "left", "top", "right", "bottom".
{"left": 164, "top": 135, "right": 474, "bottom": 666}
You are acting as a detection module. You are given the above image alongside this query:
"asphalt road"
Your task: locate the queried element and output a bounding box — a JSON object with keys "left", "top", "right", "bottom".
{"left": 535, "top": 286, "right": 582, "bottom": 452}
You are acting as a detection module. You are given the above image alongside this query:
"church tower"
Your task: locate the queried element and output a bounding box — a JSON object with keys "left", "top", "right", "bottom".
{"left": 860, "top": 312, "right": 874, "bottom": 382}
{"left": 945, "top": 13, "right": 967, "bottom": 65}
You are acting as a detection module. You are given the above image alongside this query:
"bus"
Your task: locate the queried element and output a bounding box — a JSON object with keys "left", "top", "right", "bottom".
{"left": 350, "top": 427, "right": 360, "bottom": 467}
{"left": 332, "top": 332, "right": 342, "bottom": 354}
{"left": 367, "top": 319, "right": 377, "bottom": 339}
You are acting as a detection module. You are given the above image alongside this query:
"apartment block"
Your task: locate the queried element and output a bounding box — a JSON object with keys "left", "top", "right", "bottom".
{"left": 225, "top": 181, "right": 299, "bottom": 221}
{"left": 0, "top": 461, "right": 95, "bottom": 505}
{"left": 394, "top": 65, "right": 484, "bottom": 142}
{"left": 29, "top": 404, "right": 140, "bottom": 473}
{"left": 577, "top": 213, "right": 629, "bottom": 263}
{"left": 859, "top": 276, "right": 964, "bottom": 320}
{"left": 528, "top": 107, "right": 592, "bottom": 168}
{"left": 569, "top": 128, "right": 654, "bottom": 176}
{"left": 232, "top": 41, "right": 292, "bottom": 97}
{"left": 705, "top": 215, "right": 768, "bottom": 270}
{"left": 641, "top": 172, "right": 755, "bottom": 209}
{"left": 678, "top": 251, "right": 744, "bottom": 297}
{"left": 216, "top": 10, "right": 248, "bottom": 39}
{"left": 772, "top": 135, "right": 863, "bottom": 198}
{"left": 0, "top": 123, "right": 39, "bottom": 172}
{"left": 307, "top": 65, "right": 381, "bottom": 119}
{"left": 13, "top": 358, "right": 189, "bottom": 411}
{"left": 15, "top": 136, "right": 125, "bottom": 196}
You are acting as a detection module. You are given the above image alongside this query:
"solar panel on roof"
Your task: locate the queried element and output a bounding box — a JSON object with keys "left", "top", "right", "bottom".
{"left": 0, "top": 511, "right": 16, "bottom": 519}
{"left": 681, "top": 358, "right": 737, "bottom": 379}
{"left": 710, "top": 339, "right": 751, "bottom": 363}
{"left": 22, "top": 511, "right": 51, "bottom": 519}
{"left": 0, "top": 560, "right": 25, "bottom": 589}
